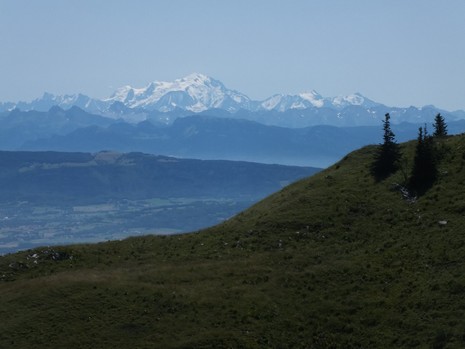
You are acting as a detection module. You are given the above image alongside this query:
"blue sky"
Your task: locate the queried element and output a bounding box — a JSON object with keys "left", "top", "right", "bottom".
{"left": 1, "top": 0, "right": 464, "bottom": 110}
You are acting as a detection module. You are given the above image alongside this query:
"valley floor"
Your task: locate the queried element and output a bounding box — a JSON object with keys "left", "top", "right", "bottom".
{"left": 0, "top": 197, "right": 253, "bottom": 255}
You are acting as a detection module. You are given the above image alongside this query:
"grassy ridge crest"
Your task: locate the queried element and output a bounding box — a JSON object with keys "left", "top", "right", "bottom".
{"left": 1, "top": 134, "right": 465, "bottom": 348}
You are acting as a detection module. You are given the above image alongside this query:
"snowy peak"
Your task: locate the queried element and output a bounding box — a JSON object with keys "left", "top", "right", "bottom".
{"left": 106, "top": 73, "right": 251, "bottom": 112}
{"left": 179, "top": 72, "right": 216, "bottom": 86}
{"left": 260, "top": 94, "right": 315, "bottom": 111}
{"left": 298, "top": 90, "right": 326, "bottom": 108}
{"left": 330, "top": 92, "right": 379, "bottom": 109}
{"left": 259, "top": 89, "right": 381, "bottom": 111}
{"left": 0, "top": 92, "right": 108, "bottom": 114}
{"left": 259, "top": 90, "right": 324, "bottom": 111}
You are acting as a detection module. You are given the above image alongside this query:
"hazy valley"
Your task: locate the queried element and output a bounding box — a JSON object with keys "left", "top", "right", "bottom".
{"left": 0, "top": 150, "right": 317, "bottom": 255}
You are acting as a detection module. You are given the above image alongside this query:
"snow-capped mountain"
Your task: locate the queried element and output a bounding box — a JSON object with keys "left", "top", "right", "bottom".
{"left": 260, "top": 91, "right": 326, "bottom": 111}
{"left": 0, "top": 92, "right": 109, "bottom": 115}
{"left": 259, "top": 91, "right": 381, "bottom": 112}
{"left": 103, "top": 74, "right": 382, "bottom": 113}
{"left": 0, "top": 73, "right": 384, "bottom": 116}
{"left": 105, "top": 73, "right": 253, "bottom": 113}
{"left": 2, "top": 73, "right": 462, "bottom": 128}
{"left": 329, "top": 93, "right": 380, "bottom": 109}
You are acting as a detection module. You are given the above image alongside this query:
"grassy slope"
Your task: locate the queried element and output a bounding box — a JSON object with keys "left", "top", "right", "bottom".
{"left": 1, "top": 135, "right": 465, "bottom": 348}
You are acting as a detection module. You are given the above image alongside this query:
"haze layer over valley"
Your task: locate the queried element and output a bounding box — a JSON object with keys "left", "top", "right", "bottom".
{"left": 2, "top": 74, "right": 465, "bottom": 169}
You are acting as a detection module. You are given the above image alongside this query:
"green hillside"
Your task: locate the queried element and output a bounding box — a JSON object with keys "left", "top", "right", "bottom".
{"left": 1, "top": 134, "right": 465, "bottom": 348}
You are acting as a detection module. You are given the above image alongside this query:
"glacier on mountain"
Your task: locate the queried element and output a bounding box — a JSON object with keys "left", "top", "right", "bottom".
{"left": 104, "top": 73, "right": 252, "bottom": 113}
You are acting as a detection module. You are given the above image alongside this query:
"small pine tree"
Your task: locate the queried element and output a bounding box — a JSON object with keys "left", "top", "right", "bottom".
{"left": 371, "top": 113, "right": 401, "bottom": 180}
{"left": 409, "top": 125, "right": 437, "bottom": 194}
{"left": 433, "top": 113, "right": 447, "bottom": 137}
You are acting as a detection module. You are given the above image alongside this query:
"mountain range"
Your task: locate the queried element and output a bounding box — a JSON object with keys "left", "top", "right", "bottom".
{"left": 2, "top": 73, "right": 464, "bottom": 128}
{"left": 1, "top": 106, "right": 465, "bottom": 168}
{"left": 18, "top": 114, "right": 463, "bottom": 167}
{"left": 2, "top": 73, "right": 465, "bottom": 168}
{"left": 0, "top": 73, "right": 379, "bottom": 114}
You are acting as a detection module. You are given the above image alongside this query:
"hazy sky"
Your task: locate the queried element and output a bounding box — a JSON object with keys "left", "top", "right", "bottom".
{"left": 1, "top": 0, "right": 464, "bottom": 110}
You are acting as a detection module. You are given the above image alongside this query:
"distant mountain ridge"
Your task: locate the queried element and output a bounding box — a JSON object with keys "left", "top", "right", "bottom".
{"left": 18, "top": 113, "right": 465, "bottom": 168}
{"left": 1, "top": 106, "right": 465, "bottom": 168}
{"left": 2, "top": 73, "right": 463, "bottom": 127}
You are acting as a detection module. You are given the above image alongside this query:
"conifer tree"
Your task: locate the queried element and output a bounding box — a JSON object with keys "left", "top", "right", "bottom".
{"left": 409, "top": 125, "right": 437, "bottom": 194}
{"left": 371, "top": 113, "right": 401, "bottom": 180}
{"left": 433, "top": 113, "right": 447, "bottom": 137}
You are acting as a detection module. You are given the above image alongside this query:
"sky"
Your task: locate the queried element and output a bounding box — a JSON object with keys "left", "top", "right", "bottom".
{"left": 1, "top": 0, "right": 465, "bottom": 110}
